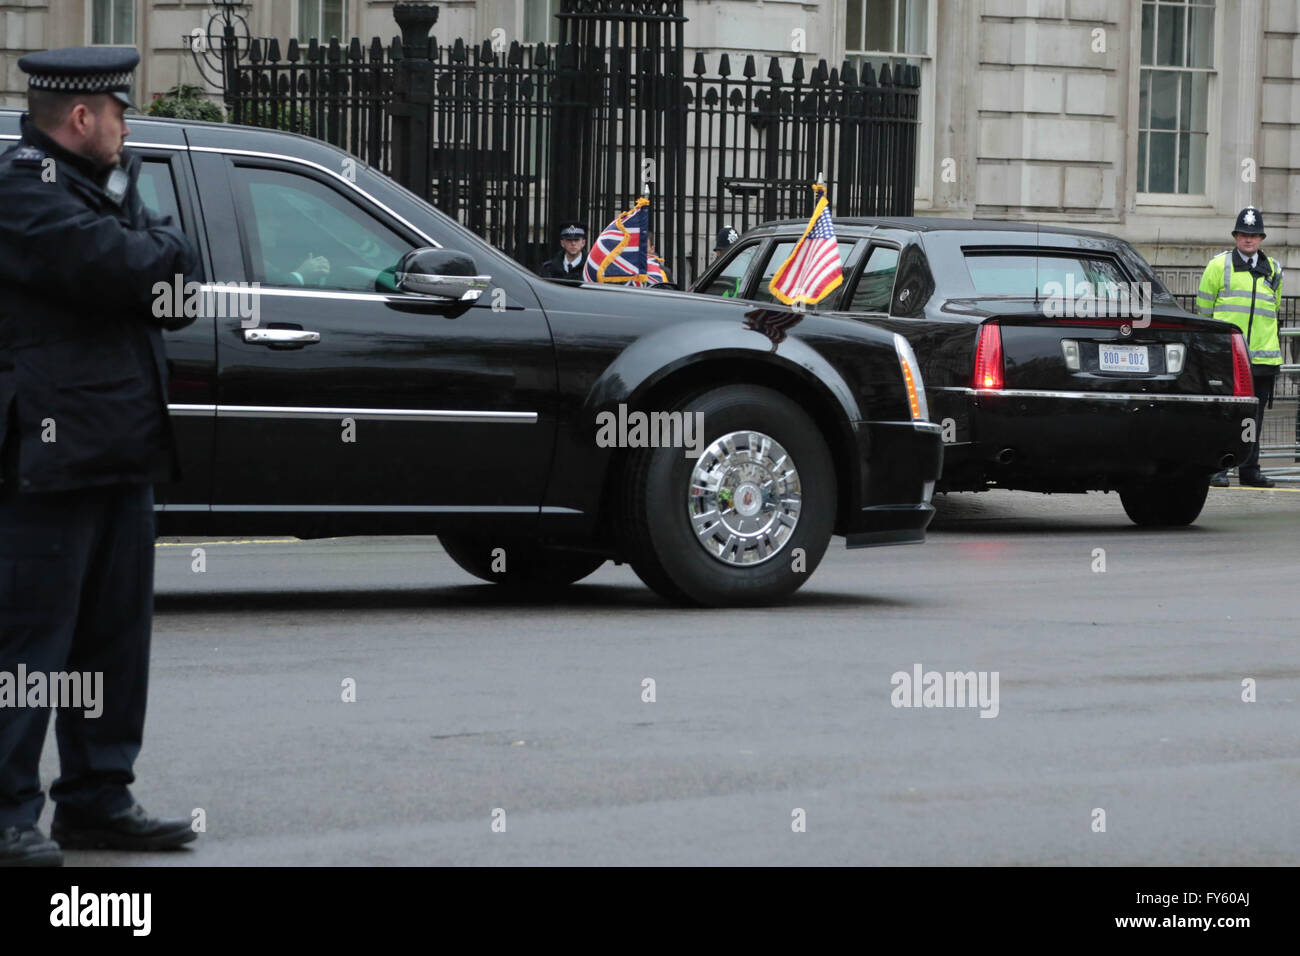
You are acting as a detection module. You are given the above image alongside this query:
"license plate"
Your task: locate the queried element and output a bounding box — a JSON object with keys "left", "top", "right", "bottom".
{"left": 1098, "top": 345, "right": 1149, "bottom": 372}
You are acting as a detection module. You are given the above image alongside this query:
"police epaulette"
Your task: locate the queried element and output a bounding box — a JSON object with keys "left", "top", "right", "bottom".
{"left": 12, "top": 145, "right": 46, "bottom": 166}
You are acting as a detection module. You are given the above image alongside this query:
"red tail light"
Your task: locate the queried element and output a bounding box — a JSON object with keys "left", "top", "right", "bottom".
{"left": 973, "top": 323, "right": 1004, "bottom": 390}
{"left": 1230, "top": 331, "right": 1253, "bottom": 397}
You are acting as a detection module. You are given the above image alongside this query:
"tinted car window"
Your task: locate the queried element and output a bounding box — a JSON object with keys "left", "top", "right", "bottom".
{"left": 697, "top": 243, "right": 759, "bottom": 297}
{"left": 232, "top": 166, "right": 412, "bottom": 292}
{"left": 137, "top": 159, "right": 181, "bottom": 223}
{"left": 964, "top": 253, "right": 1128, "bottom": 296}
{"left": 849, "top": 245, "right": 900, "bottom": 313}
{"left": 752, "top": 239, "right": 854, "bottom": 308}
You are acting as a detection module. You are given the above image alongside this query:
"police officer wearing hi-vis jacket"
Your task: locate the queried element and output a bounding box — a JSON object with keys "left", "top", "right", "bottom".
{"left": 1198, "top": 207, "right": 1283, "bottom": 488}
{"left": 0, "top": 46, "right": 200, "bottom": 866}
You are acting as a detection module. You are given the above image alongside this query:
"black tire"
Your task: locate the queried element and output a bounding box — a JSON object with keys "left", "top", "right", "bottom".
{"left": 618, "top": 384, "right": 837, "bottom": 607}
{"left": 438, "top": 536, "right": 606, "bottom": 589}
{"left": 1119, "top": 476, "right": 1210, "bottom": 527}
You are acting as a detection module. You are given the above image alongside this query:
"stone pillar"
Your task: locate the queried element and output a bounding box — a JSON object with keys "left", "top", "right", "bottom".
{"left": 390, "top": 3, "right": 440, "bottom": 202}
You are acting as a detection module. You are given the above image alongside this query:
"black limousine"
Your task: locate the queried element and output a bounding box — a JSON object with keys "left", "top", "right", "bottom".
{"left": 692, "top": 218, "right": 1257, "bottom": 526}
{"left": 0, "top": 111, "right": 942, "bottom": 606}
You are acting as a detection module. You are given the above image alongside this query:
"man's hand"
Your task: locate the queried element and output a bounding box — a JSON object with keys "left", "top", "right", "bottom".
{"left": 295, "top": 254, "right": 330, "bottom": 283}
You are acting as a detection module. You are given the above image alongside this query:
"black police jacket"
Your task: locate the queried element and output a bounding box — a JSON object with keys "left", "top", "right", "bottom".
{"left": 0, "top": 116, "right": 199, "bottom": 494}
{"left": 538, "top": 252, "right": 585, "bottom": 280}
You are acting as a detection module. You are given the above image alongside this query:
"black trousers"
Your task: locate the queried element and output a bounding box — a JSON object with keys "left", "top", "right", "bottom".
{"left": 1242, "top": 370, "right": 1277, "bottom": 472}
{"left": 0, "top": 483, "right": 154, "bottom": 828}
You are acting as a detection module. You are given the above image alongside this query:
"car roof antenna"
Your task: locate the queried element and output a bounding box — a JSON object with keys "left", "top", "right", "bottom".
{"left": 1033, "top": 222, "right": 1040, "bottom": 308}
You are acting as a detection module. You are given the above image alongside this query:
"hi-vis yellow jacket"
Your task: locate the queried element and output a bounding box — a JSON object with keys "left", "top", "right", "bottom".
{"left": 1196, "top": 251, "right": 1283, "bottom": 366}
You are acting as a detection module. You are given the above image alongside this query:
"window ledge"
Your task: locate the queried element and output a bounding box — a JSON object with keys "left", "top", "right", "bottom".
{"left": 1136, "top": 194, "right": 1213, "bottom": 210}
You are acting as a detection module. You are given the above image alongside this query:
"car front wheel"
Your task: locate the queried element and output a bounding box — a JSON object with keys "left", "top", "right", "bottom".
{"left": 1119, "top": 475, "right": 1210, "bottom": 527}
{"left": 618, "top": 384, "right": 837, "bottom": 606}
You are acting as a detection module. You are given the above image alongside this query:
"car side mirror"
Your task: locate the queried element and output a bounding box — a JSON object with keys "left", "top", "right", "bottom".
{"left": 395, "top": 248, "right": 491, "bottom": 302}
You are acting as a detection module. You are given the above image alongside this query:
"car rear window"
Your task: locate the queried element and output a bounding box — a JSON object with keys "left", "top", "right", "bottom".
{"left": 963, "top": 252, "right": 1128, "bottom": 296}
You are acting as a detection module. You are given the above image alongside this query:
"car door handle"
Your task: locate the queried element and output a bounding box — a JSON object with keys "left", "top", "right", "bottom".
{"left": 244, "top": 328, "right": 321, "bottom": 346}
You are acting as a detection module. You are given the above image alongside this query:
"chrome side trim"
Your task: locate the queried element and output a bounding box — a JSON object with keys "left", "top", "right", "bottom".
{"left": 954, "top": 387, "right": 1257, "bottom": 405}
{"left": 218, "top": 405, "right": 537, "bottom": 423}
{"left": 188, "top": 145, "right": 439, "bottom": 247}
{"left": 169, "top": 403, "right": 535, "bottom": 422}
{"left": 209, "top": 285, "right": 427, "bottom": 305}
{"left": 206, "top": 504, "right": 579, "bottom": 514}
{"left": 126, "top": 142, "right": 190, "bottom": 151}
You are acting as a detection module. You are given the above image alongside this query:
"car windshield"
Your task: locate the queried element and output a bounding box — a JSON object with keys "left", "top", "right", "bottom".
{"left": 963, "top": 252, "right": 1128, "bottom": 297}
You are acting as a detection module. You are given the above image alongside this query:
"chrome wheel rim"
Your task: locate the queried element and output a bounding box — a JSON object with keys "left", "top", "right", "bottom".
{"left": 687, "top": 430, "right": 802, "bottom": 566}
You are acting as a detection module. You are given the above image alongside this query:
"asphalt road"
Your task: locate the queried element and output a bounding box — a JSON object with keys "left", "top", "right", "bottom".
{"left": 40, "top": 485, "right": 1300, "bottom": 865}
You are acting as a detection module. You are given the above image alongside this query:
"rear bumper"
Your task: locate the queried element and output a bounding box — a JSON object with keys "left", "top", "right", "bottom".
{"left": 941, "top": 388, "right": 1257, "bottom": 489}
{"left": 842, "top": 419, "right": 943, "bottom": 545}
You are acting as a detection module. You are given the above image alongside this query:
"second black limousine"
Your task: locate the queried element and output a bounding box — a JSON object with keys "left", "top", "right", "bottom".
{"left": 692, "top": 217, "right": 1256, "bottom": 527}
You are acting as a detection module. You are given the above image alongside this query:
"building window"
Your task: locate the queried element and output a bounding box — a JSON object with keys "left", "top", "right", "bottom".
{"left": 844, "top": 0, "right": 931, "bottom": 195}
{"left": 524, "top": 0, "right": 560, "bottom": 44}
{"left": 299, "top": 0, "right": 346, "bottom": 43}
{"left": 91, "top": 0, "right": 134, "bottom": 45}
{"left": 1138, "top": 0, "right": 1214, "bottom": 195}
{"left": 845, "top": 0, "right": 927, "bottom": 59}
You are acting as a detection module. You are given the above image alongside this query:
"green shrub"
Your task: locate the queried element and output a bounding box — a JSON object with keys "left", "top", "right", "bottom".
{"left": 148, "top": 84, "right": 225, "bottom": 123}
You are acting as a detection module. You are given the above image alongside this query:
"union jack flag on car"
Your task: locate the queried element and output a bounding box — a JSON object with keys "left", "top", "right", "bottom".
{"left": 585, "top": 198, "right": 652, "bottom": 284}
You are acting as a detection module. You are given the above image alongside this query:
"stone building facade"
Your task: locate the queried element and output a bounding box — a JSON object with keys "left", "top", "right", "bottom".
{"left": 2, "top": 1, "right": 1296, "bottom": 283}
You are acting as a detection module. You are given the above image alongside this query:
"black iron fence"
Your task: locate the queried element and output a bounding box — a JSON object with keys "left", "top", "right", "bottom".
{"left": 228, "top": 22, "right": 918, "bottom": 284}
{"left": 1174, "top": 293, "right": 1300, "bottom": 468}
{"left": 1173, "top": 294, "right": 1300, "bottom": 398}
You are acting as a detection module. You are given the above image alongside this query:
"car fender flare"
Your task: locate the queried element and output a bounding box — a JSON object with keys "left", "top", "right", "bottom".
{"left": 584, "top": 320, "right": 865, "bottom": 426}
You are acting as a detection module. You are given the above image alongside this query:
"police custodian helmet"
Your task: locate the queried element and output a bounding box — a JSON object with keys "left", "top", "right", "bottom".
{"left": 17, "top": 46, "right": 140, "bottom": 108}
{"left": 1232, "top": 206, "right": 1266, "bottom": 237}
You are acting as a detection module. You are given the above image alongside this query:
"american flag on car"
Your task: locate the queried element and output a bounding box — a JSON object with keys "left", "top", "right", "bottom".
{"left": 768, "top": 184, "right": 844, "bottom": 306}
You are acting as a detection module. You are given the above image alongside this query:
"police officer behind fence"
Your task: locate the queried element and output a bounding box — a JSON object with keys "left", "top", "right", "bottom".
{"left": 0, "top": 47, "right": 201, "bottom": 866}
{"left": 1198, "top": 207, "right": 1283, "bottom": 488}
{"left": 539, "top": 220, "right": 587, "bottom": 279}
{"left": 714, "top": 224, "right": 739, "bottom": 261}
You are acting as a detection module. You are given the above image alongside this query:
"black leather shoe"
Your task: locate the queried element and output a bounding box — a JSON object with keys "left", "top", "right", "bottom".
{"left": 1239, "top": 471, "right": 1276, "bottom": 488}
{"left": 52, "top": 803, "right": 197, "bottom": 851}
{"left": 0, "top": 825, "right": 64, "bottom": 866}
{"left": 1209, "top": 471, "right": 1230, "bottom": 488}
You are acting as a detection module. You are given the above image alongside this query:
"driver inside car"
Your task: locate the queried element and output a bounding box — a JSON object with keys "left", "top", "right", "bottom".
{"left": 258, "top": 207, "right": 331, "bottom": 287}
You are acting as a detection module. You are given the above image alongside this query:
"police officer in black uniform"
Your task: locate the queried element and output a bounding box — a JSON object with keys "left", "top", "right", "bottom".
{"left": 713, "top": 224, "right": 739, "bottom": 261}
{"left": 538, "top": 220, "right": 588, "bottom": 279}
{"left": 0, "top": 47, "right": 200, "bottom": 866}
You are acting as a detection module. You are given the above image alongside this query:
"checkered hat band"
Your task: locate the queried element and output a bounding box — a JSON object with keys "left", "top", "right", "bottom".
{"left": 28, "top": 70, "right": 132, "bottom": 92}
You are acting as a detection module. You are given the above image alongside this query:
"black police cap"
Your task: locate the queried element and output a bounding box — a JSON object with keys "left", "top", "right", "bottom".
{"left": 715, "top": 225, "right": 739, "bottom": 251}
{"left": 1232, "top": 206, "right": 1265, "bottom": 237}
{"left": 18, "top": 46, "right": 140, "bottom": 108}
{"left": 558, "top": 220, "right": 587, "bottom": 239}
